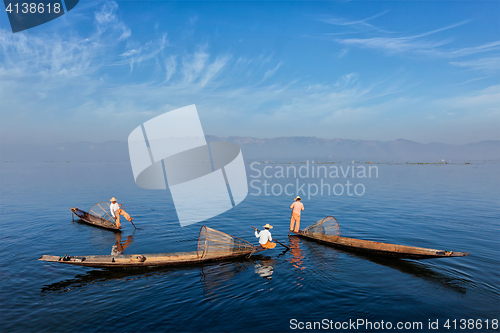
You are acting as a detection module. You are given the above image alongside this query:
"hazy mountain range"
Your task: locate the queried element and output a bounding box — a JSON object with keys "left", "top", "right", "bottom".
{"left": 1, "top": 136, "right": 499, "bottom": 162}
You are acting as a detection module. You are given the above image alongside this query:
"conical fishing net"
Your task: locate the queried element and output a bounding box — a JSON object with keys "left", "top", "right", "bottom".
{"left": 197, "top": 226, "right": 255, "bottom": 259}
{"left": 302, "top": 216, "right": 340, "bottom": 242}
{"left": 89, "top": 202, "right": 116, "bottom": 225}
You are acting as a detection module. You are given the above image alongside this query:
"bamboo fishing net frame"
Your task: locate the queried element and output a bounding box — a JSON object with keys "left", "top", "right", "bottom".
{"left": 302, "top": 216, "right": 341, "bottom": 242}
{"left": 89, "top": 202, "right": 117, "bottom": 225}
{"left": 197, "top": 226, "right": 256, "bottom": 259}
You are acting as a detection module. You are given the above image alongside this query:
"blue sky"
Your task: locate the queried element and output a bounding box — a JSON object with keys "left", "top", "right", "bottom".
{"left": 0, "top": 1, "right": 499, "bottom": 145}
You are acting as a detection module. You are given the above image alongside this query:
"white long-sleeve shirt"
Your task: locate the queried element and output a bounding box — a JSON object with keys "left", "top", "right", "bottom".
{"left": 110, "top": 203, "right": 120, "bottom": 217}
{"left": 255, "top": 229, "right": 273, "bottom": 245}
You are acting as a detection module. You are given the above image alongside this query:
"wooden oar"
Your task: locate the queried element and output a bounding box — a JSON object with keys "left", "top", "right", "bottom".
{"left": 252, "top": 226, "right": 290, "bottom": 250}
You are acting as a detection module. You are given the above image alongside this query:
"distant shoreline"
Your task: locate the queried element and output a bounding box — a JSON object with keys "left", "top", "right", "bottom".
{"left": 1, "top": 136, "right": 499, "bottom": 162}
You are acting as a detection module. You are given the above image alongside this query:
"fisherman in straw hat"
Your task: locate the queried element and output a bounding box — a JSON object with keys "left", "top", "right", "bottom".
{"left": 290, "top": 196, "right": 304, "bottom": 233}
{"left": 253, "top": 224, "right": 277, "bottom": 249}
{"left": 109, "top": 197, "right": 134, "bottom": 228}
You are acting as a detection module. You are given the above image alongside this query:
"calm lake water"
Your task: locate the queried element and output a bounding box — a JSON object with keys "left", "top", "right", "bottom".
{"left": 0, "top": 160, "right": 498, "bottom": 332}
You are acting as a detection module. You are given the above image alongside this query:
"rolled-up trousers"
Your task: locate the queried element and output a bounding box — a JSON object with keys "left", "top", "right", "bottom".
{"left": 114, "top": 209, "right": 132, "bottom": 224}
{"left": 290, "top": 213, "right": 301, "bottom": 232}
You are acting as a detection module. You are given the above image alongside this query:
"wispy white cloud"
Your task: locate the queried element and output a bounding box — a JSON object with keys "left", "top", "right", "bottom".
{"left": 234, "top": 57, "right": 253, "bottom": 70}
{"left": 164, "top": 55, "right": 177, "bottom": 83}
{"left": 450, "top": 57, "right": 500, "bottom": 71}
{"left": 438, "top": 84, "right": 500, "bottom": 109}
{"left": 337, "top": 36, "right": 450, "bottom": 56}
{"left": 449, "top": 41, "right": 500, "bottom": 57}
{"left": 409, "top": 20, "right": 470, "bottom": 39}
{"left": 94, "top": 1, "right": 131, "bottom": 41}
{"left": 180, "top": 49, "right": 210, "bottom": 85}
{"left": 0, "top": 1, "right": 131, "bottom": 78}
{"left": 332, "top": 19, "right": 500, "bottom": 63}
{"left": 0, "top": 30, "right": 96, "bottom": 77}
{"left": 338, "top": 35, "right": 500, "bottom": 60}
{"left": 335, "top": 73, "right": 359, "bottom": 87}
{"left": 260, "top": 62, "right": 282, "bottom": 83}
{"left": 320, "top": 10, "right": 389, "bottom": 31}
{"left": 336, "top": 48, "right": 349, "bottom": 58}
{"left": 456, "top": 76, "right": 491, "bottom": 85}
{"left": 118, "top": 34, "right": 169, "bottom": 70}
{"left": 258, "top": 53, "right": 274, "bottom": 67}
{"left": 197, "top": 55, "right": 231, "bottom": 88}
{"left": 120, "top": 49, "right": 141, "bottom": 57}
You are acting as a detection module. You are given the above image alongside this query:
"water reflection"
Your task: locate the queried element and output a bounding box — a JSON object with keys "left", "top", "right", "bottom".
{"left": 73, "top": 221, "right": 118, "bottom": 251}
{"left": 111, "top": 233, "right": 133, "bottom": 255}
{"left": 358, "top": 254, "right": 468, "bottom": 294}
{"left": 200, "top": 260, "right": 252, "bottom": 299}
{"left": 254, "top": 259, "right": 275, "bottom": 280}
{"left": 42, "top": 256, "right": 256, "bottom": 295}
{"left": 41, "top": 269, "right": 149, "bottom": 294}
{"left": 289, "top": 237, "right": 305, "bottom": 271}
{"left": 297, "top": 236, "right": 468, "bottom": 294}
{"left": 287, "top": 236, "right": 307, "bottom": 287}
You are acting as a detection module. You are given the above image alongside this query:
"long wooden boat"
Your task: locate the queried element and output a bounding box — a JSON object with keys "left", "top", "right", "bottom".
{"left": 70, "top": 202, "right": 120, "bottom": 231}
{"left": 39, "top": 251, "right": 253, "bottom": 268}
{"left": 39, "top": 226, "right": 262, "bottom": 268}
{"left": 292, "top": 216, "right": 470, "bottom": 260}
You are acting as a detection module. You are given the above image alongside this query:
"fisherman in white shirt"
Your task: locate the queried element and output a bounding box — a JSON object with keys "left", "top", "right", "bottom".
{"left": 253, "top": 224, "right": 277, "bottom": 249}
{"left": 109, "top": 197, "right": 134, "bottom": 228}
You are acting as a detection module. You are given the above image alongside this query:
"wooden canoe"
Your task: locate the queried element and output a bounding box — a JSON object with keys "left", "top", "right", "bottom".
{"left": 39, "top": 226, "right": 262, "bottom": 268}
{"left": 291, "top": 231, "right": 469, "bottom": 259}
{"left": 293, "top": 216, "right": 470, "bottom": 259}
{"left": 70, "top": 204, "right": 120, "bottom": 231}
{"left": 38, "top": 251, "right": 256, "bottom": 268}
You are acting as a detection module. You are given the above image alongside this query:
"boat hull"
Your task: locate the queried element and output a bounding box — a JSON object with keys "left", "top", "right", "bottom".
{"left": 292, "top": 232, "right": 469, "bottom": 259}
{"left": 39, "top": 250, "right": 255, "bottom": 269}
{"left": 70, "top": 207, "right": 120, "bottom": 231}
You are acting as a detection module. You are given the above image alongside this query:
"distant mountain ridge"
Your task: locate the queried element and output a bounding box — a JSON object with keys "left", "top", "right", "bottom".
{"left": 205, "top": 136, "right": 500, "bottom": 161}
{"left": 1, "top": 137, "right": 499, "bottom": 162}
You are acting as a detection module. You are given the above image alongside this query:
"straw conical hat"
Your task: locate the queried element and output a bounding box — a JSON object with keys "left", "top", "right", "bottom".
{"left": 263, "top": 224, "right": 273, "bottom": 229}
{"left": 110, "top": 197, "right": 117, "bottom": 202}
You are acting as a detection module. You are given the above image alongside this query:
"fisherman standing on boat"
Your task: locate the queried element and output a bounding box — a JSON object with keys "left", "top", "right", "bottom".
{"left": 290, "top": 196, "right": 304, "bottom": 233}
{"left": 109, "top": 197, "right": 134, "bottom": 228}
{"left": 253, "top": 224, "right": 277, "bottom": 249}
